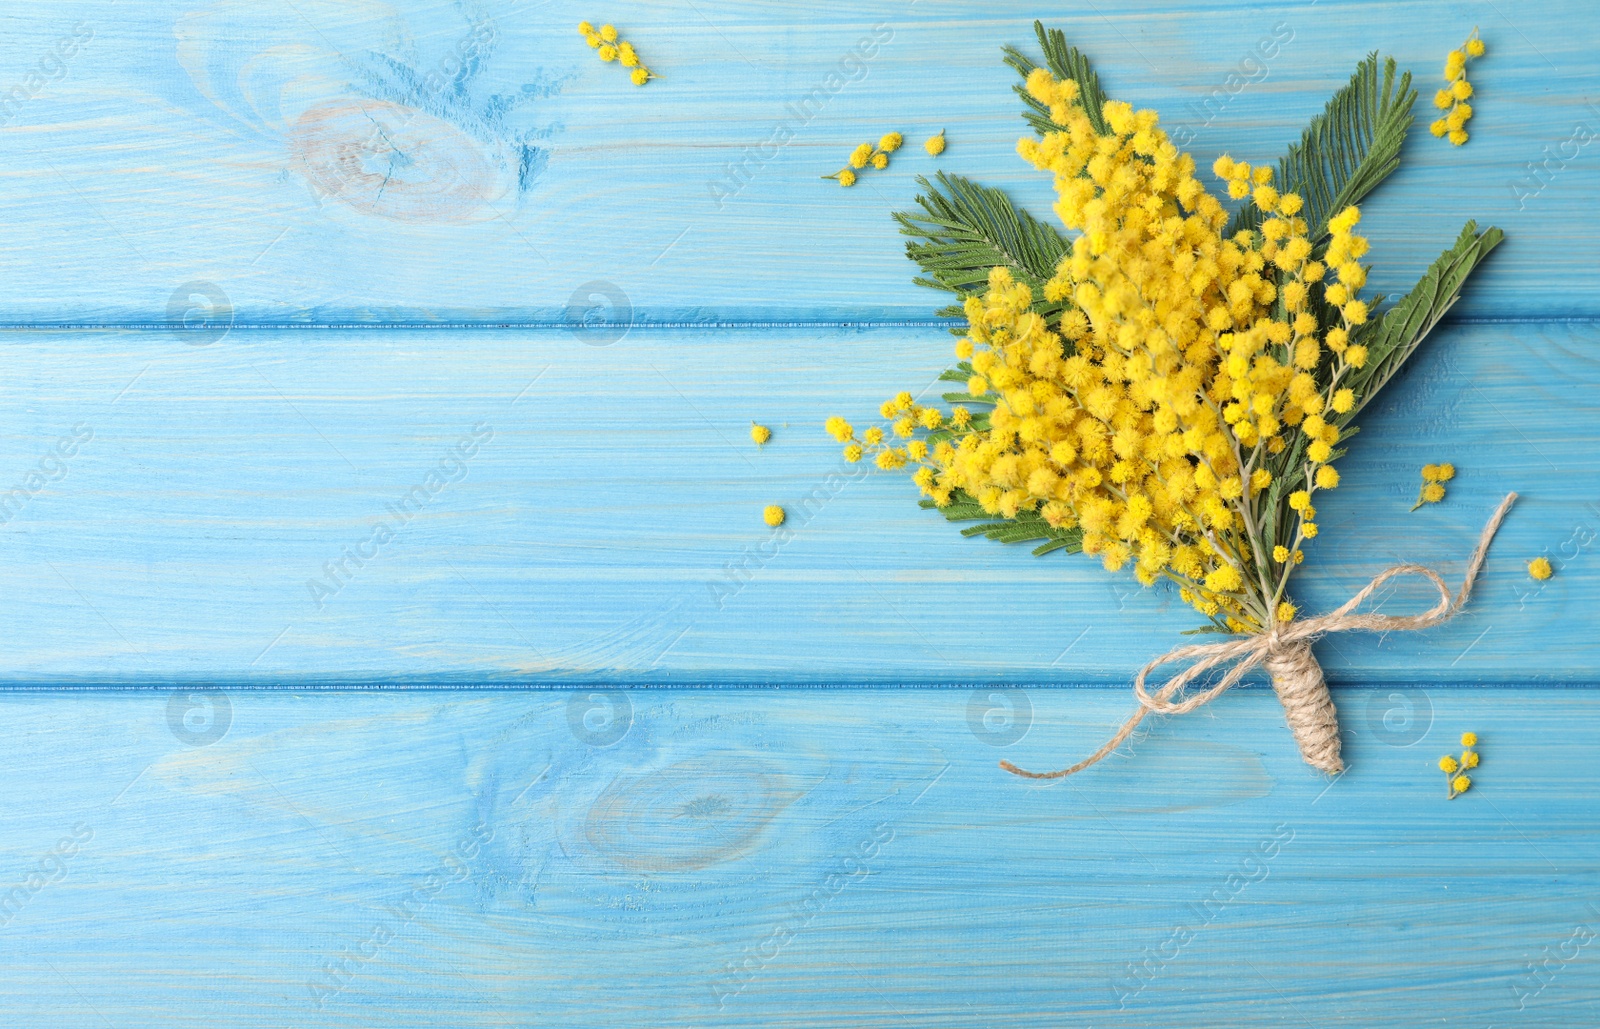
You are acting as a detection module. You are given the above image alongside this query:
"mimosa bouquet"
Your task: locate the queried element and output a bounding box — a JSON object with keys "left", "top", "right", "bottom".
{"left": 828, "top": 24, "right": 1513, "bottom": 778}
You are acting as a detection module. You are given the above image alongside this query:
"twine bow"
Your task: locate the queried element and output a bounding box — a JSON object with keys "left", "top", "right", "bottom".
{"left": 1002, "top": 492, "right": 1519, "bottom": 780}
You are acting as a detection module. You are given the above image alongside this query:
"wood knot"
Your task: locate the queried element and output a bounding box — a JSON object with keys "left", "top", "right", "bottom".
{"left": 290, "top": 99, "right": 508, "bottom": 222}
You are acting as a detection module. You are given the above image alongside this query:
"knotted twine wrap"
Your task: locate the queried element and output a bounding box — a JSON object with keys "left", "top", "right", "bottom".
{"left": 1002, "top": 492, "right": 1518, "bottom": 780}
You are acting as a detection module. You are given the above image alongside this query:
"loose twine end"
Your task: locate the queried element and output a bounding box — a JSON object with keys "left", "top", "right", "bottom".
{"left": 1003, "top": 492, "right": 1518, "bottom": 781}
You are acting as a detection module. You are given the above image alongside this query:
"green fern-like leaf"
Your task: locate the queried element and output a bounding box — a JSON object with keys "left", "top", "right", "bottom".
{"left": 920, "top": 489, "right": 1084, "bottom": 557}
{"left": 895, "top": 172, "right": 1070, "bottom": 325}
{"left": 1002, "top": 21, "right": 1111, "bottom": 136}
{"left": 1345, "top": 220, "right": 1503, "bottom": 415}
{"left": 1226, "top": 54, "right": 1417, "bottom": 241}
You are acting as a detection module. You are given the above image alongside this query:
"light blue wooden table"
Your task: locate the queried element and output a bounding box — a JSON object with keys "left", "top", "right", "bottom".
{"left": 1, "top": 1, "right": 1597, "bottom": 1025}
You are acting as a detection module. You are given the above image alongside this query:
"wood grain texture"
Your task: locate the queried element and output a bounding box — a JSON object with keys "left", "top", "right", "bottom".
{"left": 0, "top": 0, "right": 1595, "bottom": 325}
{"left": 3, "top": 1, "right": 1599, "bottom": 1024}
{"left": 0, "top": 688, "right": 1596, "bottom": 1028}
{"left": 0, "top": 320, "right": 1590, "bottom": 683}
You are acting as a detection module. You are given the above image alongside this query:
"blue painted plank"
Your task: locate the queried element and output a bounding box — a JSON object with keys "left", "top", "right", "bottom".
{"left": 0, "top": 0, "right": 1594, "bottom": 325}
{"left": 0, "top": 320, "right": 1589, "bottom": 684}
{"left": 0, "top": 687, "right": 1594, "bottom": 1027}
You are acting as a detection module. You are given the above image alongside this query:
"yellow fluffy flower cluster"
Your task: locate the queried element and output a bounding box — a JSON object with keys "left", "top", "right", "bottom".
{"left": 832, "top": 67, "right": 1379, "bottom": 633}
{"left": 825, "top": 133, "right": 903, "bottom": 187}
{"left": 1431, "top": 32, "right": 1484, "bottom": 146}
{"left": 1412, "top": 461, "right": 1456, "bottom": 509}
{"left": 1440, "top": 731, "right": 1480, "bottom": 797}
{"left": 579, "top": 21, "right": 656, "bottom": 85}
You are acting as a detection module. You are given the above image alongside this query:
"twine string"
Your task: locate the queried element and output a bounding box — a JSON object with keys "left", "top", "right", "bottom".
{"left": 1001, "top": 492, "right": 1518, "bottom": 780}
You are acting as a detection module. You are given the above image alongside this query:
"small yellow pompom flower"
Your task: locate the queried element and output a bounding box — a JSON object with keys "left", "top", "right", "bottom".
{"left": 843, "top": 443, "right": 862, "bottom": 463}
{"left": 836, "top": 168, "right": 856, "bottom": 187}
{"left": 1276, "top": 601, "right": 1296, "bottom": 623}
{"left": 872, "top": 152, "right": 889, "bottom": 170}
{"left": 825, "top": 416, "right": 852, "bottom": 442}
{"left": 924, "top": 129, "right": 946, "bottom": 156}
{"left": 1417, "top": 463, "right": 1457, "bottom": 507}
{"left": 1316, "top": 466, "right": 1340, "bottom": 490}
{"left": 599, "top": 24, "right": 618, "bottom": 42}
{"left": 1272, "top": 545, "right": 1289, "bottom": 563}
{"left": 1528, "top": 556, "right": 1553, "bottom": 581}
{"left": 631, "top": 68, "right": 650, "bottom": 86}
{"left": 578, "top": 21, "right": 594, "bottom": 34}
{"left": 598, "top": 44, "right": 617, "bottom": 62}
{"left": 878, "top": 132, "right": 903, "bottom": 153}
{"left": 750, "top": 423, "right": 771, "bottom": 445}
{"left": 1436, "top": 33, "right": 1484, "bottom": 146}
{"left": 1301, "top": 522, "right": 1319, "bottom": 539}
{"left": 849, "top": 143, "right": 873, "bottom": 169}
{"left": 1288, "top": 490, "right": 1310, "bottom": 512}
{"left": 1444, "top": 727, "right": 1481, "bottom": 798}
{"left": 1346, "top": 345, "right": 1368, "bottom": 368}
{"left": 763, "top": 505, "right": 785, "bottom": 527}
